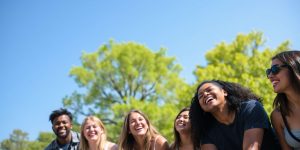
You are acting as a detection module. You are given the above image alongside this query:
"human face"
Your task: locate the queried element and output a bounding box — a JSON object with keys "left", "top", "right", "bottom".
{"left": 83, "top": 119, "right": 103, "bottom": 143}
{"left": 128, "top": 112, "right": 149, "bottom": 136}
{"left": 268, "top": 58, "right": 291, "bottom": 93}
{"left": 175, "top": 111, "right": 191, "bottom": 133}
{"left": 197, "top": 82, "right": 227, "bottom": 112}
{"left": 52, "top": 115, "right": 72, "bottom": 139}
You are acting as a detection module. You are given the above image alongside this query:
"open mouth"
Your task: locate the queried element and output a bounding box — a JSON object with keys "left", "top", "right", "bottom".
{"left": 135, "top": 126, "right": 143, "bottom": 131}
{"left": 272, "top": 80, "right": 279, "bottom": 87}
{"left": 177, "top": 122, "right": 186, "bottom": 127}
{"left": 205, "top": 97, "right": 214, "bottom": 104}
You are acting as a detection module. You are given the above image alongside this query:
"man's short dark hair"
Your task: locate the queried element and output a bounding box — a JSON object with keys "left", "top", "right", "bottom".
{"left": 49, "top": 108, "right": 73, "bottom": 124}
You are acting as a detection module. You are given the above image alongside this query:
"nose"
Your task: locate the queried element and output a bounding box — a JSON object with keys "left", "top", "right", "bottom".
{"left": 58, "top": 122, "right": 64, "bottom": 127}
{"left": 179, "top": 116, "right": 184, "bottom": 121}
{"left": 203, "top": 91, "right": 209, "bottom": 97}
{"left": 90, "top": 127, "right": 95, "bottom": 131}
{"left": 136, "top": 120, "right": 141, "bottom": 125}
{"left": 267, "top": 73, "right": 274, "bottom": 79}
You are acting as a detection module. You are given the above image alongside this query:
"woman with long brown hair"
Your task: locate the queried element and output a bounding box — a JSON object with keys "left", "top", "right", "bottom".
{"left": 269, "top": 50, "right": 300, "bottom": 150}
{"left": 118, "top": 110, "right": 169, "bottom": 150}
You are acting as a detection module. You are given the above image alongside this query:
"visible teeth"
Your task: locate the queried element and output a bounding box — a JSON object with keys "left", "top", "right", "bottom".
{"left": 272, "top": 81, "right": 277, "bottom": 84}
{"left": 205, "top": 97, "right": 213, "bottom": 104}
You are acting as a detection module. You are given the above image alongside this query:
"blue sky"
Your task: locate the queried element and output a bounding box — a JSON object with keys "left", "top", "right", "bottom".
{"left": 1, "top": 0, "right": 299, "bottom": 141}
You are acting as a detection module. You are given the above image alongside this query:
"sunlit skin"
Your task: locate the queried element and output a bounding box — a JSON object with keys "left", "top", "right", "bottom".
{"left": 270, "top": 58, "right": 300, "bottom": 150}
{"left": 197, "top": 83, "right": 235, "bottom": 125}
{"left": 175, "top": 110, "right": 194, "bottom": 150}
{"left": 52, "top": 115, "right": 72, "bottom": 144}
{"left": 129, "top": 112, "right": 149, "bottom": 137}
{"left": 268, "top": 58, "right": 292, "bottom": 93}
{"left": 129, "top": 112, "right": 149, "bottom": 149}
{"left": 198, "top": 82, "right": 263, "bottom": 150}
{"left": 175, "top": 111, "right": 191, "bottom": 134}
{"left": 83, "top": 120, "right": 103, "bottom": 145}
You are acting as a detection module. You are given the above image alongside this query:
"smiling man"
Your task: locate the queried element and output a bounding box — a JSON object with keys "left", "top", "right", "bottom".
{"left": 45, "top": 108, "right": 80, "bottom": 150}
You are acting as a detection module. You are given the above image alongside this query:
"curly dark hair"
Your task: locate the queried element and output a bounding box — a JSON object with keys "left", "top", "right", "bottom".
{"left": 49, "top": 108, "right": 73, "bottom": 124}
{"left": 189, "top": 80, "right": 261, "bottom": 147}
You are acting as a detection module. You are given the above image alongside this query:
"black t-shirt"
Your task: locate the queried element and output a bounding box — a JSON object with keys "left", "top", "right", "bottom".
{"left": 201, "top": 100, "right": 280, "bottom": 150}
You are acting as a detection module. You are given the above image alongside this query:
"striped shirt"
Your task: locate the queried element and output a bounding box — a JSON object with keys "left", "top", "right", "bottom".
{"left": 45, "top": 131, "right": 80, "bottom": 150}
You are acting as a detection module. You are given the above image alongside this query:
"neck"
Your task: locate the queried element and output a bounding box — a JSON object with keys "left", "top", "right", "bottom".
{"left": 57, "top": 133, "right": 72, "bottom": 145}
{"left": 212, "top": 104, "right": 235, "bottom": 125}
{"left": 88, "top": 140, "right": 101, "bottom": 150}
{"left": 134, "top": 135, "right": 146, "bottom": 149}
{"left": 179, "top": 132, "right": 192, "bottom": 145}
{"left": 286, "top": 89, "right": 300, "bottom": 109}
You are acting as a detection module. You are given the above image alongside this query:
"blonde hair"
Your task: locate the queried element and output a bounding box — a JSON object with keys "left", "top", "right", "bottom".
{"left": 118, "top": 110, "right": 159, "bottom": 150}
{"left": 79, "top": 116, "right": 107, "bottom": 150}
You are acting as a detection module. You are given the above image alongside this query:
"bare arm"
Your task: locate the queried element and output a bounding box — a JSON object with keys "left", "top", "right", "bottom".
{"left": 271, "top": 109, "right": 292, "bottom": 150}
{"left": 201, "top": 144, "right": 218, "bottom": 150}
{"left": 154, "top": 136, "right": 170, "bottom": 150}
{"left": 243, "top": 128, "right": 264, "bottom": 150}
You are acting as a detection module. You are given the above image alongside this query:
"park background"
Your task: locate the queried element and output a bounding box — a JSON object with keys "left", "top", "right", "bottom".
{"left": 1, "top": 0, "right": 299, "bottom": 149}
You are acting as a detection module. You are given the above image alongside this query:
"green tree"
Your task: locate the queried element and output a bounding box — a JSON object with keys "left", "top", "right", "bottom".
{"left": 27, "top": 132, "right": 55, "bottom": 150}
{"left": 0, "top": 129, "right": 29, "bottom": 150}
{"left": 194, "top": 31, "right": 290, "bottom": 114}
{"left": 63, "top": 40, "right": 190, "bottom": 141}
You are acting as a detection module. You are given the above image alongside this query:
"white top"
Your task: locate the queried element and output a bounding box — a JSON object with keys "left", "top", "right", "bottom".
{"left": 284, "top": 127, "right": 300, "bottom": 150}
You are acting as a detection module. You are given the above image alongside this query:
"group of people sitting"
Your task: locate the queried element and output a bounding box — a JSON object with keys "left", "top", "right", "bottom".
{"left": 45, "top": 50, "right": 300, "bottom": 150}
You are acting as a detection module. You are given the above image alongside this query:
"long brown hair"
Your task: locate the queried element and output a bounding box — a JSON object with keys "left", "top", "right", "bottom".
{"left": 170, "top": 107, "right": 198, "bottom": 150}
{"left": 118, "top": 110, "right": 160, "bottom": 150}
{"left": 272, "top": 50, "right": 300, "bottom": 116}
{"left": 79, "top": 116, "right": 108, "bottom": 150}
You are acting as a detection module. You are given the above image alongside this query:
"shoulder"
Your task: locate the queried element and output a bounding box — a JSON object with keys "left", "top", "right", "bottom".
{"left": 153, "top": 135, "right": 169, "bottom": 150}
{"left": 71, "top": 131, "right": 80, "bottom": 142}
{"left": 271, "top": 108, "right": 283, "bottom": 127}
{"left": 107, "top": 141, "right": 118, "bottom": 150}
{"left": 240, "top": 100, "right": 265, "bottom": 113}
{"left": 44, "top": 140, "right": 56, "bottom": 150}
{"left": 241, "top": 99, "right": 262, "bottom": 107}
{"left": 155, "top": 135, "right": 168, "bottom": 144}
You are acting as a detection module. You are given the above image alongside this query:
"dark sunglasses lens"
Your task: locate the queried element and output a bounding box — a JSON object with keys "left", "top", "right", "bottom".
{"left": 266, "top": 65, "right": 281, "bottom": 76}
{"left": 271, "top": 66, "right": 280, "bottom": 74}
{"left": 266, "top": 69, "right": 271, "bottom": 76}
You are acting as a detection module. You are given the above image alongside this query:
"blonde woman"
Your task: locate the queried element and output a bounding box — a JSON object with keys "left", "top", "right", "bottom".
{"left": 80, "top": 116, "right": 118, "bottom": 150}
{"left": 118, "top": 110, "right": 169, "bottom": 150}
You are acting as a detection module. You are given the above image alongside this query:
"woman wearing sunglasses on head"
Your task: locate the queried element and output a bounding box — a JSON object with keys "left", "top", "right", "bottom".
{"left": 268, "top": 50, "right": 300, "bottom": 150}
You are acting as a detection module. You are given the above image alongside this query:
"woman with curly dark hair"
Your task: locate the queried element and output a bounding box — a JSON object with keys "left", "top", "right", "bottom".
{"left": 189, "top": 80, "right": 279, "bottom": 150}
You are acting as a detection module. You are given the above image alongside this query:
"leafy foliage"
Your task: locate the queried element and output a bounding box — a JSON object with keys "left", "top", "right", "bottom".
{"left": 63, "top": 40, "right": 189, "bottom": 141}
{"left": 1, "top": 32, "right": 292, "bottom": 145}
{"left": 194, "top": 31, "right": 290, "bottom": 114}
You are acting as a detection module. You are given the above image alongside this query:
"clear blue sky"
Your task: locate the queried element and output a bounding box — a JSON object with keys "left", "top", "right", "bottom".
{"left": 1, "top": 0, "right": 299, "bottom": 141}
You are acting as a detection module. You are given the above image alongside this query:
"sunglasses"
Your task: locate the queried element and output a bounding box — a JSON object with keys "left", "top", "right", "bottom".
{"left": 266, "top": 64, "right": 288, "bottom": 76}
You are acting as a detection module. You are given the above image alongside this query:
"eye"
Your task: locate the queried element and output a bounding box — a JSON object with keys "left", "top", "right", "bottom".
{"left": 183, "top": 115, "right": 189, "bottom": 119}
{"left": 198, "top": 92, "right": 203, "bottom": 99}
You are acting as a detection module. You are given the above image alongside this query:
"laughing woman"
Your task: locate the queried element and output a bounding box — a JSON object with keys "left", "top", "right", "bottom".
{"left": 189, "top": 80, "right": 280, "bottom": 150}
{"left": 268, "top": 51, "right": 300, "bottom": 150}
{"left": 80, "top": 116, "right": 118, "bottom": 150}
{"left": 118, "top": 109, "right": 169, "bottom": 150}
{"left": 170, "top": 107, "right": 199, "bottom": 150}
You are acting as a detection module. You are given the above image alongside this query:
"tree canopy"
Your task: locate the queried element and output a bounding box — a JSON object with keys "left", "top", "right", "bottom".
{"left": 1, "top": 31, "right": 292, "bottom": 145}
{"left": 63, "top": 40, "right": 189, "bottom": 140}
{"left": 194, "top": 31, "right": 290, "bottom": 113}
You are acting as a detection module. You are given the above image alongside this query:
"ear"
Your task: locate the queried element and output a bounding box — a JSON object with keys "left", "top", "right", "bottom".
{"left": 223, "top": 90, "right": 228, "bottom": 97}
